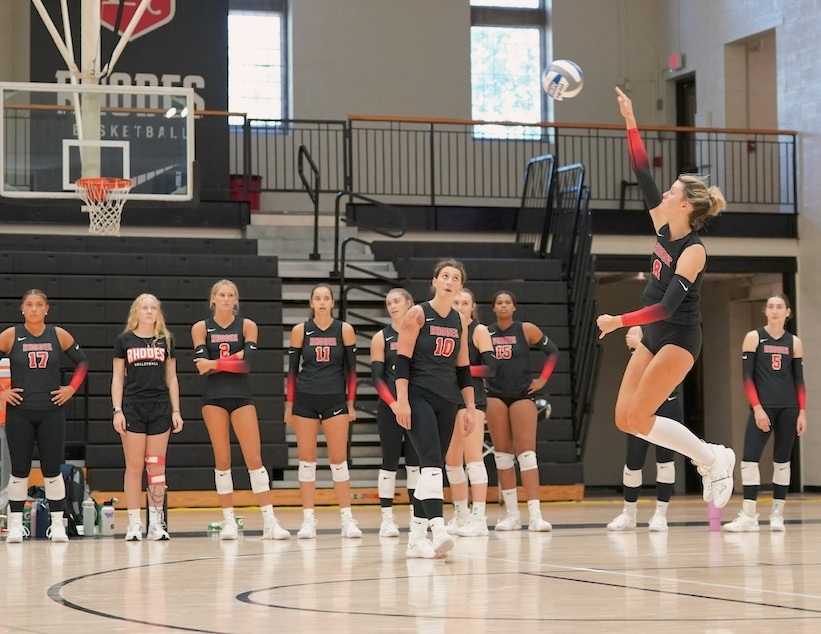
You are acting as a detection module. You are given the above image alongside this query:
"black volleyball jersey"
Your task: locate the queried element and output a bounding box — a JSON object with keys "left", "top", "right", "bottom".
{"left": 640, "top": 224, "right": 705, "bottom": 325}
{"left": 410, "top": 302, "right": 463, "bottom": 403}
{"left": 752, "top": 327, "right": 798, "bottom": 408}
{"left": 467, "top": 321, "right": 487, "bottom": 407}
{"left": 297, "top": 319, "right": 346, "bottom": 395}
{"left": 114, "top": 332, "right": 173, "bottom": 403}
{"left": 380, "top": 324, "right": 399, "bottom": 399}
{"left": 200, "top": 317, "right": 252, "bottom": 399}
{"left": 8, "top": 325, "right": 63, "bottom": 410}
{"left": 486, "top": 321, "right": 531, "bottom": 398}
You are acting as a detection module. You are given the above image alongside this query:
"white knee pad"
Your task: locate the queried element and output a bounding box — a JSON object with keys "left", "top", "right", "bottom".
{"left": 44, "top": 474, "right": 66, "bottom": 501}
{"left": 215, "top": 469, "right": 234, "bottom": 495}
{"left": 773, "top": 462, "right": 791, "bottom": 487}
{"left": 445, "top": 464, "right": 467, "bottom": 485}
{"left": 249, "top": 467, "right": 271, "bottom": 494}
{"left": 623, "top": 466, "right": 642, "bottom": 488}
{"left": 406, "top": 465, "right": 420, "bottom": 490}
{"left": 415, "top": 467, "right": 444, "bottom": 500}
{"left": 656, "top": 461, "right": 675, "bottom": 485}
{"left": 378, "top": 469, "right": 397, "bottom": 499}
{"left": 517, "top": 450, "right": 538, "bottom": 472}
{"left": 740, "top": 461, "right": 761, "bottom": 487}
{"left": 298, "top": 461, "right": 317, "bottom": 483}
{"left": 494, "top": 452, "right": 515, "bottom": 471}
{"left": 330, "top": 461, "right": 350, "bottom": 482}
{"left": 8, "top": 475, "right": 28, "bottom": 501}
{"left": 466, "top": 461, "right": 489, "bottom": 485}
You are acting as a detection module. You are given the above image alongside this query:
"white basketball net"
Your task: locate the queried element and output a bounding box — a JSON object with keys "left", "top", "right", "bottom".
{"left": 76, "top": 178, "right": 133, "bottom": 237}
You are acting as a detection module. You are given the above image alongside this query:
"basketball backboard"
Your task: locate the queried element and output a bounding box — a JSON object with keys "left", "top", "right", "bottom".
{"left": 1, "top": 81, "right": 195, "bottom": 202}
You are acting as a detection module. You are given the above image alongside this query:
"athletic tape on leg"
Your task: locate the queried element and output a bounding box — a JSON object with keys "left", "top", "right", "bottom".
{"left": 215, "top": 468, "right": 234, "bottom": 495}
{"left": 740, "top": 461, "right": 761, "bottom": 486}
{"left": 145, "top": 455, "right": 166, "bottom": 465}
{"left": 494, "top": 452, "right": 515, "bottom": 471}
{"left": 415, "top": 467, "right": 444, "bottom": 500}
{"left": 330, "top": 461, "right": 349, "bottom": 482}
{"left": 44, "top": 475, "right": 66, "bottom": 501}
{"left": 8, "top": 476, "right": 28, "bottom": 501}
{"left": 249, "top": 467, "right": 271, "bottom": 494}
{"left": 773, "top": 461, "right": 791, "bottom": 487}
{"left": 406, "top": 465, "right": 420, "bottom": 490}
{"left": 623, "top": 466, "right": 642, "bottom": 488}
{"left": 445, "top": 464, "right": 467, "bottom": 485}
{"left": 147, "top": 473, "right": 166, "bottom": 486}
{"left": 298, "top": 461, "right": 317, "bottom": 483}
{"left": 466, "top": 461, "right": 488, "bottom": 485}
{"left": 656, "top": 461, "right": 675, "bottom": 485}
{"left": 378, "top": 469, "right": 396, "bottom": 499}
{"left": 517, "top": 450, "right": 538, "bottom": 472}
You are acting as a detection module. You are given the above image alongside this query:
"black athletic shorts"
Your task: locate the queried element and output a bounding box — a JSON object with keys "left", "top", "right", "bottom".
{"left": 202, "top": 398, "right": 255, "bottom": 414}
{"left": 487, "top": 394, "right": 534, "bottom": 408}
{"left": 123, "top": 401, "right": 172, "bottom": 435}
{"left": 292, "top": 392, "right": 348, "bottom": 420}
{"left": 641, "top": 320, "right": 702, "bottom": 360}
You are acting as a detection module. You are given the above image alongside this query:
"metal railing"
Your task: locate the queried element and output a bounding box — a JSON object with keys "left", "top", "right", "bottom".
{"left": 224, "top": 116, "right": 798, "bottom": 213}
{"left": 297, "top": 144, "right": 322, "bottom": 261}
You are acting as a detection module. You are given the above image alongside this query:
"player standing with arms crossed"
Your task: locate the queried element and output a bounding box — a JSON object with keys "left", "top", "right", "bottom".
{"left": 596, "top": 87, "right": 735, "bottom": 508}
{"left": 193, "top": 280, "right": 289, "bottom": 540}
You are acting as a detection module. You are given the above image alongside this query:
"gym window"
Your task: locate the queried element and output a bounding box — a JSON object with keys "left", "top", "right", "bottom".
{"left": 228, "top": 0, "right": 288, "bottom": 125}
{"left": 470, "top": 0, "right": 549, "bottom": 139}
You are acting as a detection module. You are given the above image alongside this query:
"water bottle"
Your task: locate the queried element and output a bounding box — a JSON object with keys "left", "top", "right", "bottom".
{"left": 82, "top": 498, "right": 96, "bottom": 537}
{"left": 101, "top": 498, "right": 117, "bottom": 536}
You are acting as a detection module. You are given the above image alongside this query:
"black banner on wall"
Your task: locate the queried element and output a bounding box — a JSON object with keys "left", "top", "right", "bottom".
{"left": 30, "top": 0, "right": 229, "bottom": 200}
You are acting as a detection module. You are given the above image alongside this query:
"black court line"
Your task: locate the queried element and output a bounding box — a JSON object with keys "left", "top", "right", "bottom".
{"left": 524, "top": 571, "right": 821, "bottom": 617}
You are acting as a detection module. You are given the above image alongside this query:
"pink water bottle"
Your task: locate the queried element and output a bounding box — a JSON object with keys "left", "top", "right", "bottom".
{"left": 708, "top": 500, "right": 722, "bottom": 531}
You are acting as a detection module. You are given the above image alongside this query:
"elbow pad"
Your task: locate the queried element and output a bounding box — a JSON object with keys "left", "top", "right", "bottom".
{"left": 242, "top": 341, "right": 257, "bottom": 370}
{"left": 395, "top": 354, "right": 411, "bottom": 381}
{"left": 456, "top": 365, "right": 472, "bottom": 390}
{"left": 64, "top": 342, "right": 88, "bottom": 366}
{"left": 194, "top": 344, "right": 209, "bottom": 359}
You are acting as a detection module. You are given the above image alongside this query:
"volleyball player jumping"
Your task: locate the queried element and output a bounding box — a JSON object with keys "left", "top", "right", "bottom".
{"left": 597, "top": 87, "right": 735, "bottom": 508}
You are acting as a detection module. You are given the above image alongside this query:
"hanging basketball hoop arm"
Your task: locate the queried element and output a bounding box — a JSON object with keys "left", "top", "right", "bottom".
{"left": 29, "top": 0, "right": 152, "bottom": 81}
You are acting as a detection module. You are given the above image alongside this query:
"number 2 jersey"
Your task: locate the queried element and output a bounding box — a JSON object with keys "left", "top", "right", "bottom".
{"left": 410, "top": 302, "right": 463, "bottom": 404}
{"left": 751, "top": 327, "right": 798, "bottom": 408}
{"left": 296, "top": 318, "right": 347, "bottom": 395}
{"left": 199, "top": 317, "right": 252, "bottom": 399}
{"left": 7, "top": 325, "right": 63, "bottom": 410}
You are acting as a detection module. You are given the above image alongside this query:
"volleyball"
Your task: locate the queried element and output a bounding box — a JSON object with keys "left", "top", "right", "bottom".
{"left": 541, "top": 59, "right": 584, "bottom": 101}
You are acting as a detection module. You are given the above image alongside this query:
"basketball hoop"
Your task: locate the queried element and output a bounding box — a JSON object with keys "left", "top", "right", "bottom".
{"left": 76, "top": 177, "right": 133, "bottom": 237}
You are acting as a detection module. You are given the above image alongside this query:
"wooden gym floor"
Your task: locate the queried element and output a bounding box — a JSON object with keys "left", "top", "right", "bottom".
{"left": 4, "top": 495, "right": 821, "bottom": 633}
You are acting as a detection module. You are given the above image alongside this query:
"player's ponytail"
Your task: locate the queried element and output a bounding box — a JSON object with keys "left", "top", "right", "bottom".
{"left": 680, "top": 174, "right": 726, "bottom": 230}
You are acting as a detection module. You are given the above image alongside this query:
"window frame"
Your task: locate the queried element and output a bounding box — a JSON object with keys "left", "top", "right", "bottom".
{"left": 228, "top": 0, "right": 289, "bottom": 125}
{"left": 470, "top": 1, "right": 550, "bottom": 136}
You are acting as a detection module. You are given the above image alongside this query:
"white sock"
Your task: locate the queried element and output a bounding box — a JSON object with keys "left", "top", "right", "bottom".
{"left": 148, "top": 507, "right": 161, "bottom": 526}
{"left": 502, "top": 488, "right": 518, "bottom": 514}
{"left": 260, "top": 504, "right": 275, "bottom": 524}
{"left": 50, "top": 510, "right": 64, "bottom": 526}
{"left": 223, "top": 507, "right": 236, "bottom": 523}
{"left": 429, "top": 517, "right": 446, "bottom": 533}
{"left": 340, "top": 507, "right": 353, "bottom": 521}
{"left": 527, "top": 499, "right": 541, "bottom": 518}
{"left": 638, "top": 416, "right": 715, "bottom": 465}
{"left": 772, "top": 499, "right": 784, "bottom": 515}
{"left": 128, "top": 509, "right": 141, "bottom": 526}
{"left": 743, "top": 499, "right": 757, "bottom": 517}
{"left": 303, "top": 508, "right": 315, "bottom": 521}
{"left": 409, "top": 516, "right": 428, "bottom": 538}
{"left": 472, "top": 501, "right": 486, "bottom": 518}
{"left": 654, "top": 501, "right": 669, "bottom": 517}
{"left": 453, "top": 499, "right": 469, "bottom": 516}
{"left": 624, "top": 501, "right": 638, "bottom": 517}
{"left": 381, "top": 507, "right": 394, "bottom": 519}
